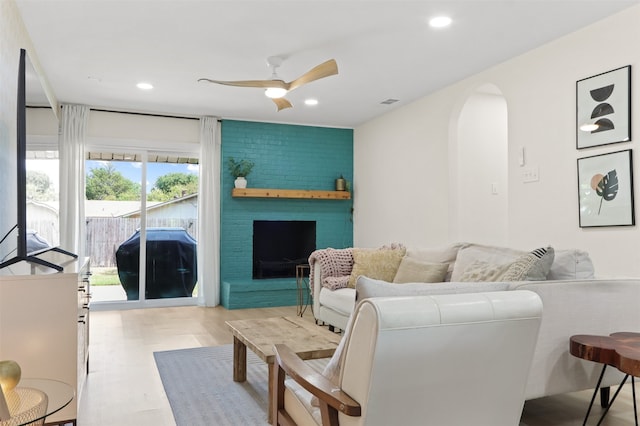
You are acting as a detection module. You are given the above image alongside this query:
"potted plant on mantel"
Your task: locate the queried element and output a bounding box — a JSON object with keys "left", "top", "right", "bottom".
{"left": 228, "top": 157, "right": 255, "bottom": 189}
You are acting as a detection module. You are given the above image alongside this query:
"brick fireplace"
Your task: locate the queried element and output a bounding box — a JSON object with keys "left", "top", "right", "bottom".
{"left": 220, "top": 120, "right": 353, "bottom": 309}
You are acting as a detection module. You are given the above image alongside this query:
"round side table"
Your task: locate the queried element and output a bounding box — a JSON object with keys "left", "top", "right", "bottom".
{"left": 570, "top": 332, "right": 640, "bottom": 426}
{"left": 0, "top": 379, "right": 74, "bottom": 426}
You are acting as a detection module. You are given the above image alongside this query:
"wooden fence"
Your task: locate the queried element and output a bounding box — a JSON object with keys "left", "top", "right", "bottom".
{"left": 86, "top": 217, "right": 197, "bottom": 267}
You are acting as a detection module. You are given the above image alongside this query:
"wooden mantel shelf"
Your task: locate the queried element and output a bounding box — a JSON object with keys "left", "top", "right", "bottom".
{"left": 232, "top": 188, "right": 351, "bottom": 200}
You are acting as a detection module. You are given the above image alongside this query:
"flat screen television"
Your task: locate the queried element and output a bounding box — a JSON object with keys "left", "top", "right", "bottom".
{"left": 0, "top": 49, "right": 76, "bottom": 271}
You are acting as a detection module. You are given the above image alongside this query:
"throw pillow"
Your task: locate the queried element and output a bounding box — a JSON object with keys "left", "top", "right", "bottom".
{"left": 501, "top": 246, "right": 555, "bottom": 281}
{"left": 347, "top": 247, "right": 406, "bottom": 288}
{"left": 450, "top": 243, "right": 525, "bottom": 282}
{"left": 547, "top": 249, "right": 594, "bottom": 280}
{"left": 405, "top": 242, "right": 466, "bottom": 281}
{"left": 459, "top": 260, "right": 512, "bottom": 282}
{"left": 392, "top": 257, "right": 448, "bottom": 283}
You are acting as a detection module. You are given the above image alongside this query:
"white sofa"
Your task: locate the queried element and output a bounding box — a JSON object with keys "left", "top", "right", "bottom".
{"left": 274, "top": 291, "right": 543, "bottom": 426}
{"left": 309, "top": 242, "right": 640, "bottom": 401}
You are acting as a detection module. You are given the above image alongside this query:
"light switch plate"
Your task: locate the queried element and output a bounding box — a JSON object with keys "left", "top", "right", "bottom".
{"left": 522, "top": 166, "right": 539, "bottom": 183}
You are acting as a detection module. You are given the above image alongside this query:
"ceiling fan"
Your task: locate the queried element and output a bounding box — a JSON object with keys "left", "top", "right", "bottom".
{"left": 198, "top": 57, "right": 338, "bottom": 111}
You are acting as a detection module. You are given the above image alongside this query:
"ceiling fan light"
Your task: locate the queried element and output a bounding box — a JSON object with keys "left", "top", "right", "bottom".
{"left": 265, "top": 87, "right": 287, "bottom": 99}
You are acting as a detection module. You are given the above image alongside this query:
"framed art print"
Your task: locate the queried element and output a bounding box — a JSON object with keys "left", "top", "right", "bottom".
{"left": 577, "top": 149, "right": 634, "bottom": 227}
{"left": 576, "top": 65, "right": 631, "bottom": 149}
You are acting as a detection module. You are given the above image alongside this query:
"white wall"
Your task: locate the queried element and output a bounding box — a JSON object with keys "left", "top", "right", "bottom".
{"left": 354, "top": 89, "right": 452, "bottom": 248}
{"left": 354, "top": 5, "right": 640, "bottom": 277}
{"left": 0, "top": 0, "right": 53, "bottom": 262}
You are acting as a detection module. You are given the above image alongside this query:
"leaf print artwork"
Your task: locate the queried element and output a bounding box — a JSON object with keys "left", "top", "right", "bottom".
{"left": 590, "top": 169, "right": 618, "bottom": 214}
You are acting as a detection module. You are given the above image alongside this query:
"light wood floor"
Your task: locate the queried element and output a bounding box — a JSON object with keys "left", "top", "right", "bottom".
{"left": 78, "top": 305, "right": 637, "bottom": 426}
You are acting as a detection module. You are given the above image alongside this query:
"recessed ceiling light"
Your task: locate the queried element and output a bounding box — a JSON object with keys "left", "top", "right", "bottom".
{"left": 429, "top": 16, "right": 452, "bottom": 28}
{"left": 305, "top": 98, "right": 319, "bottom": 106}
{"left": 137, "top": 82, "right": 153, "bottom": 90}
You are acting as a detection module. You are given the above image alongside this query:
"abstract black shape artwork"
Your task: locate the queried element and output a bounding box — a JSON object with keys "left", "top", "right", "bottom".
{"left": 590, "top": 103, "right": 614, "bottom": 119}
{"left": 576, "top": 66, "right": 631, "bottom": 149}
{"left": 592, "top": 169, "right": 618, "bottom": 214}
{"left": 592, "top": 118, "right": 615, "bottom": 133}
{"left": 590, "top": 84, "right": 614, "bottom": 102}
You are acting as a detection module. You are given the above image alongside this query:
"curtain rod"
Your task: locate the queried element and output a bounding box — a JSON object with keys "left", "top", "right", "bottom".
{"left": 64, "top": 106, "right": 221, "bottom": 122}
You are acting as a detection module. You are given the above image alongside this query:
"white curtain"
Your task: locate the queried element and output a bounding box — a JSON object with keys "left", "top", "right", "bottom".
{"left": 59, "top": 104, "right": 89, "bottom": 260}
{"left": 197, "top": 117, "right": 221, "bottom": 306}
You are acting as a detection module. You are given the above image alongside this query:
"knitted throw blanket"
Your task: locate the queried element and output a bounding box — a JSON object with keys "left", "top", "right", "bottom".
{"left": 308, "top": 248, "right": 354, "bottom": 292}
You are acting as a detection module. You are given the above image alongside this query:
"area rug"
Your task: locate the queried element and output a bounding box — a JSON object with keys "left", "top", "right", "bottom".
{"left": 154, "top": 344, "right": 327, "bottom": 426}
{"left": 154, "top": 345, "right": 268, "bottom": 425}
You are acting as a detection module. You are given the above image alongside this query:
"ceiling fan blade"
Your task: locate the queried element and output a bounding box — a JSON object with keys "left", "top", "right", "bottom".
{"left": 287, "top": 59, "right": 338, "bottom": 91}
{"left": 198, "top": 78, "right": 287, "bottom": 89}
{"left": 272, "top": 98, "right": 293, "bottom": 111}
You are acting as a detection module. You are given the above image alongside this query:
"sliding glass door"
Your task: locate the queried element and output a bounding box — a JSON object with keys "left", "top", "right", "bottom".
{"left": 144, "top": 157, "right": 199, "bottom": 300}
{"left": 85, "top": 150, "right": 199, "bottom": 307}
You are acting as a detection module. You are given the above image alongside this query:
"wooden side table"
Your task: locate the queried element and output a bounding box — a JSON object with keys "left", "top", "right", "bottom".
{"left": 295, "top": 264, "right": 311, "bottom": 317}
{"left": 570, "top": 332, "right": 640, "bottom": 426}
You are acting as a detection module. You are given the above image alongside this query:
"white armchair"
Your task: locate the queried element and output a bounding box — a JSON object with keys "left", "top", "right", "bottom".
{"left": 273, "top": 290, "right": 543, "bottom": 426}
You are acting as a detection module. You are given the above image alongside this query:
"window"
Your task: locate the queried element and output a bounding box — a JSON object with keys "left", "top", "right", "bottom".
{"left": 26, "top": 150, "right": 60, "bottom": 249}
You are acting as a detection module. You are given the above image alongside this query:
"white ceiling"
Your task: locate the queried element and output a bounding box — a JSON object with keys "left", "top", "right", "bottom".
{"left": 15, "top": 0, "right": 639, "bottom": 128}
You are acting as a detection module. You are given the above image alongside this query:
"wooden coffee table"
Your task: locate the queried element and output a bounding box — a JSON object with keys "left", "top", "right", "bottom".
{"left": 225, "top": 316, "right": 341, "bottom": 424}
{"left": 570, "top": 332, "right": 640, "bottom": 425}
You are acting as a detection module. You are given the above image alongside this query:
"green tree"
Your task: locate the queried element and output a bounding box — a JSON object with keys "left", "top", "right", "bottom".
{"left": 26, "top": 171, "right": 56, "bottom": 201}
{"left": 86, "top": 164, "right": 141, "bottom": 200}
{"left": 147, "top": 172, "right": 198, "bottom": 202}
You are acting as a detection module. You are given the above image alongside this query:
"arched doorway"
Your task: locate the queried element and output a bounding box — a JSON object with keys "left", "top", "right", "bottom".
{"left": 454, "top": 84, "right": 508, "bottom": 245}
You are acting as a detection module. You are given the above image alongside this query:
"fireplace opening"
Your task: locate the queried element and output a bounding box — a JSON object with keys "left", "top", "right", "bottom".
{"left": 253, "top": 220, "right": 316, "bottom": 279}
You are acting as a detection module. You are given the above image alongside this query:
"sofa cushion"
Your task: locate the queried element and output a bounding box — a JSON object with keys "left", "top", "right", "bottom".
{"left": 318, "top": 286, "right": 357, "bottom": 316}
{"left": 355, "top": 276, "right": 511, "bottom": 302}
{"left": 285, "top": 379, "right": 323, "bottom": 424}
{"left": 348, "top": 247, "right": 406, "bottom": 288}
{"left": 548, "top": 249, "right": 595, "bottom": 280}
{"left": 393, "top": 257, "right": 448, "bottom": 283}
{"left": 459, "top": 261, "right": 512, "bottom": 282}
{"left": 501, "top": 247, "right": 555, "bottom": 281}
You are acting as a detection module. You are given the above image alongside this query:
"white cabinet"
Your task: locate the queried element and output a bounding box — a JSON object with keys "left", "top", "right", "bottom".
{"left": 0, "top": 254, "right": 90, "bottom": 425}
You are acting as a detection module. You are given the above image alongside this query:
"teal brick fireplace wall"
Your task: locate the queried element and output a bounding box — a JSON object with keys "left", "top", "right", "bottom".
{"left": 220, "top": 120, "right": 353, "bottom": 309}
